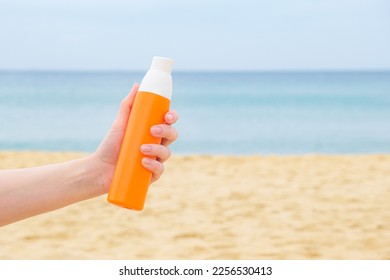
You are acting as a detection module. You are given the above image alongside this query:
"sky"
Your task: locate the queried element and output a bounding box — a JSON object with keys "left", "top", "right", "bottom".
{"left": 0, "top": 0, "right": 389, "bottom": 71}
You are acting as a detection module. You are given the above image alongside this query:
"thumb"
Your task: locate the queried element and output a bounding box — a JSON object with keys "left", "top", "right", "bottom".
{"left": 112, "top": 83, "right": 139, "bottom": 131}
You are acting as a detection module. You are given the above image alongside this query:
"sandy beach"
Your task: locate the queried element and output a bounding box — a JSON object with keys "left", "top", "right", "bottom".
{"left": 0, "top": 151, "right": 389, "bottom": 259}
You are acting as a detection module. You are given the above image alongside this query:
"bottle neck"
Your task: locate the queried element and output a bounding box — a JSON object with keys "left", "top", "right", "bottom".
{"left": 138, "top": 69, "right": 172, "bottom": 100}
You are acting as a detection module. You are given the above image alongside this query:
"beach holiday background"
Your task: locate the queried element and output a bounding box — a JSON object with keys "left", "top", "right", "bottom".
{"left": 1, "top": 0, "right": 390, "bottom": 259}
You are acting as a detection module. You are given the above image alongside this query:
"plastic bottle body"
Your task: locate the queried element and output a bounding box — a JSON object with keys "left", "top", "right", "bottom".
{"left": 107, "top": 91, "right": 171, "bottom": 210}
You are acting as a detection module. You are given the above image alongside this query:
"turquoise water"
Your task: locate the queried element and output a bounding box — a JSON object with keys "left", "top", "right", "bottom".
{"left": 0, "top": 71, "right": 389, "bottom": 154}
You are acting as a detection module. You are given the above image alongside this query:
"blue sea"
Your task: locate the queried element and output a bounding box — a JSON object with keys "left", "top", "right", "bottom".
{"left": 0, "top": 71, "right": 389, "bottom": 154}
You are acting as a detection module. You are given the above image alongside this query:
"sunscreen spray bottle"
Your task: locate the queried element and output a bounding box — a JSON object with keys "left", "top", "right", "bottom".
{"left": 107, "top": 56, "right": 173, "bottom": 210}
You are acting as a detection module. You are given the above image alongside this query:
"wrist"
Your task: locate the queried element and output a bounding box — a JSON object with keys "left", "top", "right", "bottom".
{"left": 83, "top": 153, "right": 115, "bottom": 196}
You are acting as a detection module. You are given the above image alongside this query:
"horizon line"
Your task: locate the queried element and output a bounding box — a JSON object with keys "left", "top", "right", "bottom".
{"left": 0, "top": 68, "right": 390, "bottom": 73}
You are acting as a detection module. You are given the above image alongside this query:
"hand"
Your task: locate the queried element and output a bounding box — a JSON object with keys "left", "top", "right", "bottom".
{"left": 92, "top": 83, "right": 179, "bottom": 193}
{"left": 0, "top": 83, "right": 178, "bottom": 226}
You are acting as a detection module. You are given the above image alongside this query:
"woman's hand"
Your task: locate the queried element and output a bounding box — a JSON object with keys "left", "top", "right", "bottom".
{"left": 92, "top": 83, "right": 179, "bottom": 194}
{"left": 0, "top": 83, "right": 178, "bottom": 226}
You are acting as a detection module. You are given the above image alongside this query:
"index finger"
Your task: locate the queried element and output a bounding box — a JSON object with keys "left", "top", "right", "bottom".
{"left": 164, "top": 110, "right": 179, "bottom": 125}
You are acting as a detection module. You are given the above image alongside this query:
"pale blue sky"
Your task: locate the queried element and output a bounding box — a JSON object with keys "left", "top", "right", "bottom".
{"left": 0, "top": 0, "right": 389, "bottom": 70}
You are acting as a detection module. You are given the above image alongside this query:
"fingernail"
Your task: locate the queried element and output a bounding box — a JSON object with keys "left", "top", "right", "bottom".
{"left": 167, "top": 113, "right": 174, "bottom": 122}
{"left": 152, "top": 126, "right": 162, "bottom": 135}
{"left": 142, "top": 158, "right": 152, "bottom": 165}
{"left": 141, "top": 145, "right": 152, "bottom": 153}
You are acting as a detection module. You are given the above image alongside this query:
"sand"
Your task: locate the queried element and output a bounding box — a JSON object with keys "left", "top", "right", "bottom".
{"left": 0, "top": 151, "right": 389, "bottom": 259}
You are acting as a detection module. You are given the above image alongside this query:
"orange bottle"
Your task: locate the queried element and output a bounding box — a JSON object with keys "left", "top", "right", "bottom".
{"left": 107, "top": 57, "right": 173, "bottom": 210}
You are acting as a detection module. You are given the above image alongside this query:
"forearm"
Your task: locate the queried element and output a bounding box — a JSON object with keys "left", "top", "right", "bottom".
{"left": 0, "top": 155, "right": 104, "bottom": 226}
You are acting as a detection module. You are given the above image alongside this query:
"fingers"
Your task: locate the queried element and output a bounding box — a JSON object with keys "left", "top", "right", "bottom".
{"left": 141, "top": 109, "right": 179, "bottom": 183}
{"left": 164, "top": 110, "right": 179, "bottom": 125}
{"left": 112, "top": 83, "right": 139, "bottom": 130}
{"left": 150, "top": 124, "right": 179, "bottom": 146}
{"left": 140, "top": 144, "right": 171, "bottom": 162}
{"left": 141, "top": 158, "right": 164, "bottom": 182}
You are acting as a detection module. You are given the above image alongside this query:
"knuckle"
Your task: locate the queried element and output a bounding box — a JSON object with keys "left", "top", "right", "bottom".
{"left": 166, "top": 147, "right": 172, "bottom": 159}
{"left": 173, "top": 129, "right": 179, "bottom": 140}
{"left": 158, "top": 162, "right": 165, "bottom": 174}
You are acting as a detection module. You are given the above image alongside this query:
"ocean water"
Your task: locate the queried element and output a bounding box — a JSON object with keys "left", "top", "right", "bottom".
{"left": 0, "top": 71, "right": 389, "bottom": 154}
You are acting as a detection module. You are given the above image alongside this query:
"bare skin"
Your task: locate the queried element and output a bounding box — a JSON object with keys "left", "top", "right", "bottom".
{"left": 0, "top": 83, "right": 179, "bottom": 226}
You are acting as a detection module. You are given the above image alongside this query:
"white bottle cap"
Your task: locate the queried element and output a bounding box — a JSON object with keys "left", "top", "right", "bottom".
{"left": 139, "top": 56, "right": 173, "bottom": 100}
{"left": 150, "top": 57, "right": 173, "bottom": 74}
